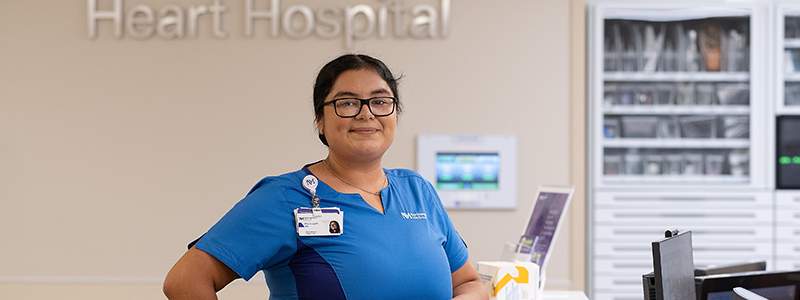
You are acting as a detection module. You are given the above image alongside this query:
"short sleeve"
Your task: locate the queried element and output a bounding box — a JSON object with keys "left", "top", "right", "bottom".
{"left": 193, "top": 178, "right": 298, "bottom": 280}
{"left": 420, "top": 176, "right": 470, "bottom": 273}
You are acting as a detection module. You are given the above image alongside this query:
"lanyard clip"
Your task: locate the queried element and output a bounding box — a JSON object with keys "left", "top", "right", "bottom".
{"left": 302, "top": 175, "right": 320, "bottom": 208}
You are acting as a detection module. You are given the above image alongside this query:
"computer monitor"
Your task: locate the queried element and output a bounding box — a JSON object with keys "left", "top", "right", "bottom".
{"left": 652, "top": 230, "right": 696, "bottom": 300}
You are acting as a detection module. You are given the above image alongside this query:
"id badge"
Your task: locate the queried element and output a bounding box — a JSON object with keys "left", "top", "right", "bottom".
{"left": 294, "top": 207, "right": 343, "bottom": 236}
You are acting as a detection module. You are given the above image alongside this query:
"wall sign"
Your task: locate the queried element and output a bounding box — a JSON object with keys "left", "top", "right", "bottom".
{"left": 88, "top": 0, "right": 451, "bottom": 48}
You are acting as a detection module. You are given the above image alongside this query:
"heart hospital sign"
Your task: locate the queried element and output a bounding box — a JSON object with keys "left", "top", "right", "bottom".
{"left": 87, "top": 0, "right": 451, "bottom": 48}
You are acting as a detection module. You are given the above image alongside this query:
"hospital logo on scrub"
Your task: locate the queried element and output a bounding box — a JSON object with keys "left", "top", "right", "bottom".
{"left": 401, "top": 212, "right": 427, "bottom": 220}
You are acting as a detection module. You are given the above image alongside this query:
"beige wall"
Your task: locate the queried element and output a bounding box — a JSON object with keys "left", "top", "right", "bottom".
{"left": 0, "top": 0, "right": 586, "bottom": 298}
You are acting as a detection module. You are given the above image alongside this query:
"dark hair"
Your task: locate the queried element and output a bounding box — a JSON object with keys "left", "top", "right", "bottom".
{"left": 313, "top": 54, "right": 402, "bottom": 146}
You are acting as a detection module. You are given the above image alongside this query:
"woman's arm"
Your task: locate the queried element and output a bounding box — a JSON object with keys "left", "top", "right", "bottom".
{"left": 163, "top": 246, "right": 241, "bottom": 300}
{"left": 451, "top": 259, "right": 489, "bottom": 300}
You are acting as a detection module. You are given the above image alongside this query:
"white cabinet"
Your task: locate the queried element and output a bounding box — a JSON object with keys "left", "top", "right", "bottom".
{"left": 587, "top": 3, "right": 773, "bottom": 300}
{"left": 589, "top": 2, "right": 769, "bottom": 189}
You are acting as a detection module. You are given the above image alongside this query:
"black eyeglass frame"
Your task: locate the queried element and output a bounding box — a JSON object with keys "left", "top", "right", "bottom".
{"left": 322, "top": 97, "right": 397, "bottom": 118}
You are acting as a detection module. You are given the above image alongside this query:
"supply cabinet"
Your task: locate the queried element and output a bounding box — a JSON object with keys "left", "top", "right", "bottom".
{"left": 589, "top": 3, "right": 769, "bottom": 188}
{"left": 774, "top": 4, "right": 800, "bottom": 273}
{"left": 587, "top": 2, "right": 772, "bottom": 300}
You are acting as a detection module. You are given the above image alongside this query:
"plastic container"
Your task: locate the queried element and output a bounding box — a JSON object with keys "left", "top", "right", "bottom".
{"left": 644, "top": 154, "right": 664, "bottom": 175}
{"left": 681, "top": 116, "right": 718, "bottom": 138}
{"left": 683, "top": 153, "right": 704, "bottom": 175}
{"left": 655, "top": 83, "right": 676, "bottom": 105}
{"left": 705, "top": 154, "right": 725, "bottom": 175}
{"left": 665, "top": 154, "right": 683, "bottom": 175}
{"left": 695, "top": 83, "right": 717, "bottom": 105}
{"left": 622, "top": 116, "right": 659, "bottom": 138}
{"left": 785, "top": 83, "right": 800, "bottom": 106}
{"left": 604, "top": 84, "right": 618, "bottom": 106}
{"left": 657, "top": 116, "right": 680, "bottom": 138}
{"left": 675, "top": 82, "right": 695, "bottom": 105}
{"left": 729, "top": 151, "right": 749, "bottom": 177}
{"left": 636, "top": 84, "right": 655, "bottom": 105}
{"left": 722, "top": 116, "right": 749, "bottom": 138}
{"left": 618, "top": 84, "right": 636, "bottom": 106}
{"left": 716, "top": 83, "right": 749, "bottom": 105}
{"left": 604, "top": 154, "right": 623, "bottom": 175}
{"left": 604, "top": 118, "right": 620, "bottom": 139}
{"left": 624, "top": 154, "right": 643, "bottom": 175}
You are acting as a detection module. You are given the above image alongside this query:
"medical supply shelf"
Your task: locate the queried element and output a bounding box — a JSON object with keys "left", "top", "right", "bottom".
{"left": 773, "top": 3, "right": 800, "bottom": 277}
{"left": 587, "top": 2, "right": 777, "bottom": 300}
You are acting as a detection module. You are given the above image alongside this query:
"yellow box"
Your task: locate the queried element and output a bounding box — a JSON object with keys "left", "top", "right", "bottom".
{"left": 477, "top": 261, "right": 540, "bottom": 300}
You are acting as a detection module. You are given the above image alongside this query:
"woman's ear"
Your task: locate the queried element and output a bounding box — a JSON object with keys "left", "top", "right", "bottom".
{"left": 316, "top": 118, "right": 324, "bottom": 135}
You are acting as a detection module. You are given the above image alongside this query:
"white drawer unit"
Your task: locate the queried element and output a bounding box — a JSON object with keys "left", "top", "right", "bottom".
{"left": 590, "top": 189, "right": 774, "bottom": 299}
{"left": 776, "top": 191, "right": 800, "bottom": 265}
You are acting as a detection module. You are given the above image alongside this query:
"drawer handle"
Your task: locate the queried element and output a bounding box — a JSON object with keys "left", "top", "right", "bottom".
{"left": 615, "top": 213, "right": 754, "bottom": 218}
{"left": 614, "top": 246, "right": 650, "bottom": 251}
{"left": 615, "top": 197, "right": 755, "bottom": 202}
{"left": 613, "top": 263, "right": 650, "bottom": 269}
{"left": 694, "top": 246, "right": 755, "bottom": 252}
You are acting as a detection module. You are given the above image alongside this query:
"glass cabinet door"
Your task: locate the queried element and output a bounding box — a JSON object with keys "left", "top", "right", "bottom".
{"left": 589, "top": 3, "right": 767, "bottom": 188}
{"left": 777, "top": 6, "right": 800, "bottom": 114}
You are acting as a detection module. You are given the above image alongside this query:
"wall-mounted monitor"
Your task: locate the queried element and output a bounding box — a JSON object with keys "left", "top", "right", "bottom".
{"left": 417, "top": 135, "right": 517, "bottom": 209}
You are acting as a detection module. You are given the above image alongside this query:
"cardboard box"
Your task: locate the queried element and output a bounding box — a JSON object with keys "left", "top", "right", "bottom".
{"left": 477, "top": 261, "right": 540, "bottom": 300}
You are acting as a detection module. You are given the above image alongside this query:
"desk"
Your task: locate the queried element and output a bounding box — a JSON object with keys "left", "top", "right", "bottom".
{"left": 542, "top": 290, "right": 589, "bottom": 300}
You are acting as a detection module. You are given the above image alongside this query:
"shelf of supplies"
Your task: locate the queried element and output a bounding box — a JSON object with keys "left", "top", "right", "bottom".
{"left": 604, "top": 72, "right": 750, "bottom": 82}
{"left": 604, "top": 105, "right": 750, "bottom": 115}
{"left": 602, "top": 175, "right": 750, "bottom": 184}
{"left": 603, "top": 138, "right": 750, "bottom": 148}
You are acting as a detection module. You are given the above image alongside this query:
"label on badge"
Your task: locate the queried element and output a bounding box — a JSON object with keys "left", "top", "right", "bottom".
{"left": 294, "top": 207, "right": 343, "bottom": 236}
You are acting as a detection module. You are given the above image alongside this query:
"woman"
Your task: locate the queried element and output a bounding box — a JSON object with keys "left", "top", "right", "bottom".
{"left": 163, "top": 54, "right": 487, "bottom": 300}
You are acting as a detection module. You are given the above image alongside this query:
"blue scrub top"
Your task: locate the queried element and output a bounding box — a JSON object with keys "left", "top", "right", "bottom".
{"left": 193, "top": 166, "right": 469, "bottom": 300}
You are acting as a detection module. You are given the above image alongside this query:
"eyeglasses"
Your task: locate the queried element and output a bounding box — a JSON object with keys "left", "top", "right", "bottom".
{"left": 323, "top": 97, "right": 396, "bottom": 118}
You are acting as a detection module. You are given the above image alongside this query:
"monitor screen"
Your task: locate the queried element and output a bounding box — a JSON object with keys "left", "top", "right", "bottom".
{"left": 698, "top": 270, "right": 800, "bottom": 300}
{"left": 708, "top": 285, "right": 796, "bottom": 300}
{"left": 777, "top": 116, "right": 800, "bottom": 189}
{"left": 435, "top": 153, "right": 500, "bottom": 190}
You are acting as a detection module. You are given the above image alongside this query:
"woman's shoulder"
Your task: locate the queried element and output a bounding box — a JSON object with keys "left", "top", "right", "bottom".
{"left": 384, "top": 168, "right": 433, "bottom": 188}
{"left": 247, "top": 168, "right": 307, "bottom": 195}
{"left": 384, "top": 167, "right": 423, "bottom": 179}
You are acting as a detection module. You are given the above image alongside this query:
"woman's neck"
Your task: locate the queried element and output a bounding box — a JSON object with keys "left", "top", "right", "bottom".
{"left": 322, "top": 155, "right": 384, "bottom": 183}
